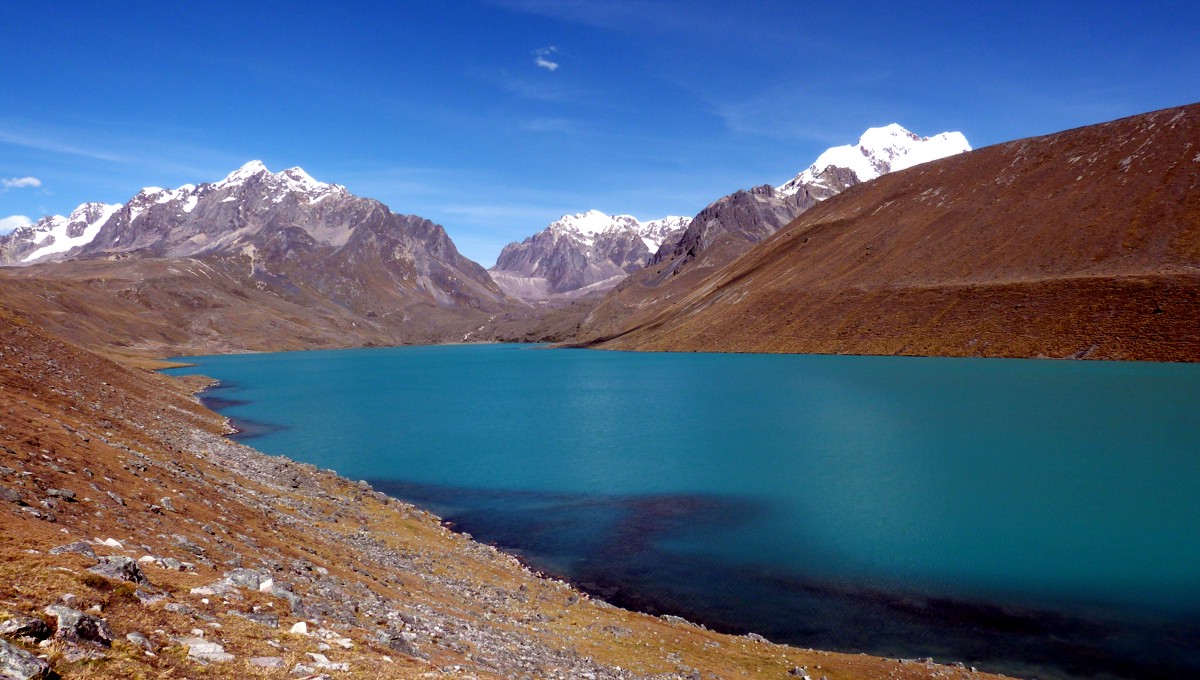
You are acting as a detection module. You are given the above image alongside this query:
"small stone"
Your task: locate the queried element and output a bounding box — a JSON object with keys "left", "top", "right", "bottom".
{"left": 106, "top": 492, "right": 125, "bottom": 507}
{"left": 0, "top": 638, "right": 52, "bottom": 679}
{"left": 98, "top": 538, "right": 123, "bottom": 549}
{"left": 126, "top": 632, "right": 153, "bottom": 651}
{"left": 49, "top": 541, "right": 96, "bottom": 558}
{"left": 159, "top": 497, "right": 176, "bottom": 512}
{"left": 180, "top": 637, "right": 234, "bottom": 663}
{"left": 19, "top": 507, "right": 52, "bottom": 522}
{"left": 164, "top": 603, "right": 197, "bottom": 617}
{"left": 46, "top": 488, "right": 75, "bottom": 501}
{"left": 0, "top": 487, "right": 21, "bottom": 504}
{"left": 0, "top": 617, "right": 52, "bottom": 641}
{"left": 289, "top": 621, "right": 308, "bottom": 635}
{"left": 250, "top": 656, "right": 285, "bottom": 668}
{"left": 225, "top": 568, "right": 265, "bottom": 589}
{"left": 135, "top": 589, "right": 167, "bottom": 605}
{"left": 230, "top": 610, "right": 279, "bottom": 628}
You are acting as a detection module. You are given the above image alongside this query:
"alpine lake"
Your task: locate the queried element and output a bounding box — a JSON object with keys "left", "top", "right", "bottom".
{"left": 165, "top": 344, "right": 1200, "bottom": 680}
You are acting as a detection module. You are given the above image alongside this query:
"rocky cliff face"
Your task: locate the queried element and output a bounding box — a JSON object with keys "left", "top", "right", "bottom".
{"left": 489, "top": 211, "right": 690, "bottom": 301}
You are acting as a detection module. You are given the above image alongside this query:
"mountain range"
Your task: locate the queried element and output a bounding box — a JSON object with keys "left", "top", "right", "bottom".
{"left": 488, "top": 124, "right": 969, "bottom": 304}
{"left": 0, "top": 161, "right": 507, "bottom": 354}
{"left": 1, "top": 106, "right": 1195, "bottom": 362}
{"left": 575, "top": 103, "right": 1200, "bottom": 362}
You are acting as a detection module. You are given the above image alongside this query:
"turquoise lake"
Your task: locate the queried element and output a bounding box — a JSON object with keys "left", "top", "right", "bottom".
{"left": 165, "top": 344, "right": 1200, "bottom": 679}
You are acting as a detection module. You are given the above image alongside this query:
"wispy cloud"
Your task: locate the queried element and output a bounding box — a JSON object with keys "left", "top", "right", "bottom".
{"left": 534, "top": 46, "right": 560, "bottom": 71}
{"left": 2, "top": 176, "right": 41, "bottom": 189}
{"left": 0, "top": 215, "right": 32, "bottom": 234}
{"left": 520, "top": 117, "right": 585, "bottom": 134}
{"left": 0, "top": 128, "right": 128, "bottom": 163}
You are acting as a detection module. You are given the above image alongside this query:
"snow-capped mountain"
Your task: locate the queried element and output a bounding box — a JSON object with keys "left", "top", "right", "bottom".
{"left": 0, "top": 161, "right": 508, "bottom": 336}
{"left": 2, "top": 202, "right": 123, "bottom": 264}
{"left": 489, "top": 210, "right": 691, "bottom": 301}
{"left": 778, "top": 124, "right": 971, "bottom": 196}
{"left": 0, "top": 161, "right": 356, "bottom": 264}
{"left": 651, "top": 124, "right": 971, "bottom": 276}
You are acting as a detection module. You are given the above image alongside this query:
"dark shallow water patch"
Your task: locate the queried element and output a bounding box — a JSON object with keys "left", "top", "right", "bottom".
{"left": 374, "top": 478, "right": 1200, "bottom": 680}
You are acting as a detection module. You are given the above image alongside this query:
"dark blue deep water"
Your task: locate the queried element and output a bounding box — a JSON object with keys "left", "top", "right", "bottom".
{"left": 166, "top": 344, "right": 1200, "bottom": 680}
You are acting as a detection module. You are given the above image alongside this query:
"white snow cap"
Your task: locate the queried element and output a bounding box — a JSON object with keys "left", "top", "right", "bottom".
{"left": 547, "top": 210, "right": 690, "bottom": 249}
{"left": 214, "top": 160, "right": 346, "bottom": 201}
{"left": 21, "top": 202, "right": 122, "bottom": 262}
{"left": 779, "top": 124, "right": 970, "bottom": 195}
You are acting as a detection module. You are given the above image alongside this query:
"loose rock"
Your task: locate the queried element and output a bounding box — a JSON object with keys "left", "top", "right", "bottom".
{"left": 87, "top": 555, "right": 149, "bottom": 585}
{"left": 0, "top": 617, "right": 52, "bottom": 642}
{"left": 0, "top": 638, "right": 53, "bottom": 679}
{"left": 49, "top": 541, "right": 96, "bottom": 558}
{"left": 43, "top": 604, "right": 113, "bottom": 647}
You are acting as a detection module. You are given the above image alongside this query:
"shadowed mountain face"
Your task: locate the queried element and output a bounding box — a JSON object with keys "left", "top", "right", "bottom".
{"left": 0, "top": 162, "right": 512, "bottom": 354}
{"left": 576, "top": 103, "right": 1200, "bottom": 362}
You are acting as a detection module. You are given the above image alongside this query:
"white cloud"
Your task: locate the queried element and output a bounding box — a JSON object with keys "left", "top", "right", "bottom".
{"left": 0, "top": 215, "right": 32, "bottom": 234}
{"left": 534, "top": 46, "right": 560, "bottom": 72}
{"left": 2, "top": 176, "right": 42, "bottom": 189}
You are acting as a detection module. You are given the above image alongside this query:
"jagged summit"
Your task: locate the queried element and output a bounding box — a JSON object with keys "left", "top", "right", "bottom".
{"left": 778, "top": 124, "right": 970, "bottom": 196}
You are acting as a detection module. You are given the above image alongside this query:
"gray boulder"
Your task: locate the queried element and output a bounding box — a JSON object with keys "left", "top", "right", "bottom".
{"left": 0, "top": 617, "right": 51, "bottom": 641}
{"left": 87, "top": 556, "right": 148, "bottom": 585}
{"left": 43, "top": 605, "right": 112, "bottom": 647}
{"left": 48, "top": 542, "right": 95, "bottom": 559}
{"left": 0, "top": 639, "right": 52, "bottom": 679}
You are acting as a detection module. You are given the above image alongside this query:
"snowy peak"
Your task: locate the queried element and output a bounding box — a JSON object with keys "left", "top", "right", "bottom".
{"left": 215, "top": 159, "right": 270, "bottom": 187}
{"left": 211, "top": 160, "right": 346, "bottom": 203}
{"left": 545, "top": 210, "right": 690, "bottom": 250}
{"left": 18, "top": 201, "right": 122, "bottom": 263}
{"left": 778, "top": 124, "right": 970, "bottom": 196}
{"left": 491, "top": 210, "right": 693, "bottom": 300}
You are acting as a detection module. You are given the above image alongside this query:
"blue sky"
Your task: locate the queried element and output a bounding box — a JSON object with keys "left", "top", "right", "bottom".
{"left": 2, "top": 1, "right": 1197, "bottom": 266}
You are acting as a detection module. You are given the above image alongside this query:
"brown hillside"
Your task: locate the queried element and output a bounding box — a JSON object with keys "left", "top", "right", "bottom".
{"left": 580, "top": 103, "right": 1200, "bottom": 360}
{"left": 0, "top": 256, "right": 503, "bottom": 358}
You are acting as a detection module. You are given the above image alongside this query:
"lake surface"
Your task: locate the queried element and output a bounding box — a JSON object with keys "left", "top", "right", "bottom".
{"left": 166, "top": 344, "right": 1200, "bottom": 680}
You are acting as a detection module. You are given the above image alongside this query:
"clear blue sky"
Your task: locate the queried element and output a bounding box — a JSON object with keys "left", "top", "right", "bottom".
{"left": 2, "top": 0, "right": 1197, "bottom": 266}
